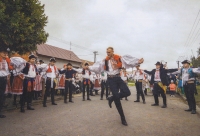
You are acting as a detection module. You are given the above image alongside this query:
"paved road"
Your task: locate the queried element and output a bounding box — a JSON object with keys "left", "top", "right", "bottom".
{"left": 0, "top": 87, "right": 200, "bottom": 136}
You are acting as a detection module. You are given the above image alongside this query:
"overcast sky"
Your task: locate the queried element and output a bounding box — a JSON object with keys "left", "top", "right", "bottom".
{"left": 40, "top": 0, "right": 200, "bottom": 70}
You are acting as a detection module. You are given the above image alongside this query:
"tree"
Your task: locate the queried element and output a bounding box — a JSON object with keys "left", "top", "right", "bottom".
{"left": 0, "top": 0, "right": 48, "bottom": 54}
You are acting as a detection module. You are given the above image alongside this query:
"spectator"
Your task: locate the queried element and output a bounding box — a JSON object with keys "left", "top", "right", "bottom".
{"left": 169, "top": 80, "right": 176, "bottom": 97}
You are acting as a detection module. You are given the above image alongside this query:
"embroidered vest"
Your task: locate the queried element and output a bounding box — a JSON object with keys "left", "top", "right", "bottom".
{"left": 104, "top": 54, "right": 122, "bottom": 71}
{"left": 46, "top": 65, "right": 57, "bottom": 73}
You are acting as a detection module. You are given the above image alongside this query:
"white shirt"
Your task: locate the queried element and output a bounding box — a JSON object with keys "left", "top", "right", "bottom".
{"left": 134, "top": 69, "right": 144, "bottom": 81}
{"left": 0, "top": 59, "right": 10, "bottom": 77}
{"left": 25, "top": 65, "right": 36, "bottom": 78}
{"left": 106, "top": 59, "right": 120, "bottom": 75}
{"left": 154, "top": 69, "right": 161, "bottom": 82}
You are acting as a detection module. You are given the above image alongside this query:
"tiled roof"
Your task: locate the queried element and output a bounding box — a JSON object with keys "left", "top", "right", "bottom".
{"left": 36, "top": 44, "right": 82, "bottom": 63}
{"left": 81, "top": 59, "right": 94, "bottom": 66}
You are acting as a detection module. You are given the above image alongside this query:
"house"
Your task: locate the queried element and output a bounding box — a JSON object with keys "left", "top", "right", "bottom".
{"left": 81, "top": 59, "right": 94, "bottom": 67}
{"left": 36, "top": 44, "right": 82, "bottom": 68}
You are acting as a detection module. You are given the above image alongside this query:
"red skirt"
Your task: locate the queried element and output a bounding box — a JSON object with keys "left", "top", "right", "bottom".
{"left": 34, "top": 75, "right": 42, "bottom": 91}
{"left": 58, "top": 75, "right": 65, "bottom": 89}
{"left": 94, "top": 79, "right": 101, "bottom": 90}
{"left": 12, "top": 74, "right": 24, "bottom": 95}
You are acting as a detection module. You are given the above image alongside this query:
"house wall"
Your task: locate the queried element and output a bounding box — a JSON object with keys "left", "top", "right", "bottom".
{"left": 37, "top": 55, "right": 81, "bottom": 68}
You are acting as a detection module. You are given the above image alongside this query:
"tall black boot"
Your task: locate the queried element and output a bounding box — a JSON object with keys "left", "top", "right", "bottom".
{"left": 134, "top": 93, "right": 140, "bottom": 102}
{"left": 20, "top": 106, "right": 25, "bottom": 113}
{"left": 114, "top": 100, "right": 128, "bottom": 126}
{"left": 13, "top": 95, "right": 17, "bottom": 105}
{"left": 35, "top": 91, "right": 38, "bottom": 100}
{"left": 27, "top": 103, "right": 34, "bottom": 110}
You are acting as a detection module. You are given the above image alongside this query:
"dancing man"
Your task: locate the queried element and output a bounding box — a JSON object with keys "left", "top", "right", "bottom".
{"left": 89, "top": 47, "right": 143, "bottom": 126}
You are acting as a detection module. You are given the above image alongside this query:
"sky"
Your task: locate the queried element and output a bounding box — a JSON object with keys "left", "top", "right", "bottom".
{"left": 40, "top": 0, "right": 200, "bottom": 70}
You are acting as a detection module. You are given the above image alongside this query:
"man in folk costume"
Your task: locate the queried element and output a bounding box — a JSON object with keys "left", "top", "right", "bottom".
{"left": 89, "top": 47, "right": 144, "bottom": 126}
{"left": 43, "top": 58, "right": 59, "bottom": 107}
{"left": 144, "top": 62, "right": 178, "bottom": 108}
{"left": 0, "top": 48, "right": 14, "bottom": 118}
{"left": 21, "top": 54, "right": 37, "bottom": 112}
{"left": 134, "top": 65, "right": 146, "bottom": 104}
{"left": 120, "top": 68, "right": 128, "bottom": 101}
{"left": 82, "top": 63, "right": 92, "bottom": 101}
{"left": 173, "top": 60, "right": 200, "bottom": 114}
{"left": 100, "top": 71, "right": 109, "bottom": 100}
{"left": 59, "top": 63, "right": 77, "bottom": 103}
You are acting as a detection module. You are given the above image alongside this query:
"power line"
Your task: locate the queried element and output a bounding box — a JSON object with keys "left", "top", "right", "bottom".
{"left": 49, "top": 36, "right": 95, "bottom": 53}
{"left": 184, "top": 10, "right": 200, "bottom": 47}
{"left": 182, "top": 9, "right": 200, "bottom": 53}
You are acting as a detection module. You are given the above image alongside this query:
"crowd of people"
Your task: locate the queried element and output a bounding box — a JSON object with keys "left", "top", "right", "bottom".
{"left": 0, "top": 46, "right": 199, "bottom": 126}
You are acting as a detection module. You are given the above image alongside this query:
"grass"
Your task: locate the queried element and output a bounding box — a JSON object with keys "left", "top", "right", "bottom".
{"left": 128, "top": 81, "right": 135, "bottom": 86}
{"left": 195, "top": 86, "right": 200, "bottom": 107}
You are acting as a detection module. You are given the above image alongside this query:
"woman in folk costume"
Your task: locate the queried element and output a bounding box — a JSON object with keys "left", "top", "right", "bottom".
{"left": 0, "top": 48, "right": 14, "bottom": 118}
{"left": 88, "top": 47, "right": 143, "bottom": 126}
{"left": 10, "top": 57, "right": 26, "bottom": 106}
{"left": 58, "top": 64, "right": 66, "bottom": 96}
{"left": 93, "top": 73, "right": 101, "bottom": 95}
{"left": 33, "top": 61, "right": 42, "bottom": 100}
{"left": 73, "top": 63, "right": 92, "bottom": 101}
{"left": 21, "top": 54, "right": 37, "bottom": 112}
{"left": 41, "top": 58, "right": 59, "bottom": 107}
{"left": 120, "top": 68, "right": 128, "bottom": 101}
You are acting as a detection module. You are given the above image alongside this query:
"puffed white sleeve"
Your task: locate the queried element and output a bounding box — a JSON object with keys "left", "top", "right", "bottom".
{"left": 37, "top": 64, "right": 48, "bottom": 72}
{"left": 192, "top": 67, "right": 200, "bottom": 74}
{"left": 89, "top": 60, "right": 105, "bottom": 74}
{"left": 10, "top": 57, "right": 26, "bottom": 68}
{"left": 121, "top": 55, "right": 139, "bottom": 69}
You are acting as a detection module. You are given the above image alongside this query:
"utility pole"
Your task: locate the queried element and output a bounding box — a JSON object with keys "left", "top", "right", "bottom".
{"left": 93, "top": 51, "right": 98, "bottom": 63}
{"left": 69, "top": 41, "right": 71, "bottom": 63}
{"left": 177, "top": 61, "right": 179, "bottom": 68}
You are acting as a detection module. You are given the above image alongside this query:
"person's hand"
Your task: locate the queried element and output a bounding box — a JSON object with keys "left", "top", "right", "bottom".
{"left": 138, "top": 58, "right": 144, "bottom": 64}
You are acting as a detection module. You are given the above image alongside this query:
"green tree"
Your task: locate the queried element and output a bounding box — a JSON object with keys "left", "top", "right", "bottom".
{"left": 0, "top": 0, "right": 48, "bottom": 54}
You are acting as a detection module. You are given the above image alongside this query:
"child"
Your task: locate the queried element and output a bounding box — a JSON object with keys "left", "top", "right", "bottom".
{"left": 169, "top": 80, "right": 176, "bottom": 97}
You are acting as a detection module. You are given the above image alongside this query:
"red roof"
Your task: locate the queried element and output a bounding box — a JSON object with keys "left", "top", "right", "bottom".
{"left": 36, "top": 44, "right": 82, "bottom": 63}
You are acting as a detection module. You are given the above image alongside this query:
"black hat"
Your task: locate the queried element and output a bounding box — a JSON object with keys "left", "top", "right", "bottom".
{"left": 50, "top": 58, "right": 56, "bottom": 62}
{"left": 182, "top": 60, "right": 190, "bottom": 64}
{"left": 29, "top": 54, "right": 36, "bottom": 59}
{"left": 85, "top": 63, "right": 89, "bottom": 66}
{"left": 39, "top": 60, "right": 44, "bottom": 63}
{"left": 155, "top": 61, "right": 161, "bottom": 65}
{"left": 67, "top": 63, "right": 72, "bottom": 66}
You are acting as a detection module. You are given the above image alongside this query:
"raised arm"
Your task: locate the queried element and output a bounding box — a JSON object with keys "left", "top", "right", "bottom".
{"left": 192, "top": 67, "right": 200, "bottom": 74}
{"left": 144, "top": 70, "right": 153, "bottom": 75}
{"left": 73, "top": 68, "right": 84, "bottom": 74}
{"left": 88, "top": 60, "right": 105, "bottom": 74}
{"left": 121, "top": 55, "right": 143, "bottom": 69}
{"left": 165, "top": 68, "right": 178, "bottom": 73}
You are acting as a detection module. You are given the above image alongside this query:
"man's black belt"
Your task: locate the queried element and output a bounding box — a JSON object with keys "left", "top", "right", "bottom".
{"left": 107, "top": 74, "right": 120, "bottom": 78}
{"left": 154, "top": 81, "right": 161, "bottom": 84}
